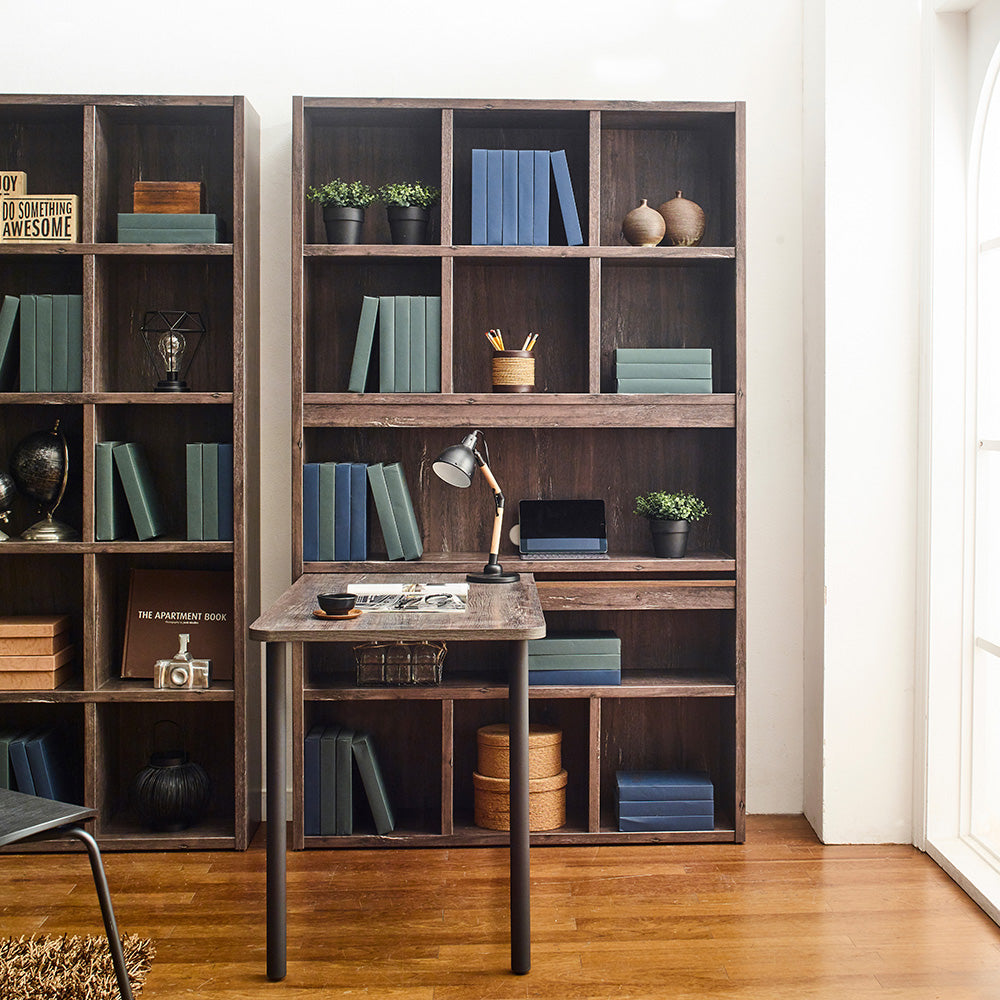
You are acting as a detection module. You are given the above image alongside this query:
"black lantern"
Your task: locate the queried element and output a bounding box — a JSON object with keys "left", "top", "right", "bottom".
{"left": 139, "top": 310, "right": 206, "bottom": 392}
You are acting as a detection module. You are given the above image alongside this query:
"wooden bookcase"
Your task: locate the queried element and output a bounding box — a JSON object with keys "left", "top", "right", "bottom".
{"left": 292, "top": 97, "right": 745, "bottom": 847}
{"left": 0, "top": 95, "right": 261, "bottom": 850}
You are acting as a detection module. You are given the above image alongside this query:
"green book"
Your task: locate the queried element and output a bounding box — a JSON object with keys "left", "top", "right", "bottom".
{"left": 117, "top": 213, "right": 219, "bottom": 230}
{"left": 51, "top": 294, "right": 68, "bottom": 391}
{"left": 382, "top": 461, "right": 423, "bottom": 560}
{"left": 34, "top": 294, "right": 52, "bottom": 392}
{"left": 616, "top": 378, "right": 713, "bottom": 394}
{"left": 96, "top": 441, "right": 130, "bottom": 541}
{"left": 393, "top": 295, "right": 410, "bottom": 392}
{"left": 186, "top": 442, "right": 204, "bottom": 541}
{"left": 112, "top": 442, "right": 168, "bottom": 541}
{"left": 347, "top": 295, "right": 379, "bottom": 393}
{"left": 202, "top": 442, "right": 220, "bottom": 541}
{"left": 18, "top": 295, "right": 35, "bottom": 391}
{"left": 0, "top": 294, "right": 19, "bottom": 390}
{"left": 352, "top": 731, "right": 395, "bottom": 834}
{"left": 336, "top": 727, "right": 355, "bottom": 836}
{"left": 614, "top": 348, "right": 712, "bottom": 364}
{"left": 528, "top": 631, "right": 621, "bottom": 656}
{"left": 320, "top": 725, "right": 341, "bottom": 837}
{"left": 425, "top": 296, "right": 441, "bottom": 392}
{"left": 615, "top": 362, "right": 712, "bottom": 379}
{"left": 67, "top": 295, "right": 82, "bottom": 391}
{"left": 378, "top": 295, "right": 394, "bottom": 392}
{"left": 409, "top": 295, "right": 426, "bottom": 393}
{"left": 366, "top": 462, "right": 404, "bottom": 561}
{"left": 117, "top": 228, "right": 218, "bottom": 244}
{"left": 318, "top": 462, "right": 337, "bottom": 562}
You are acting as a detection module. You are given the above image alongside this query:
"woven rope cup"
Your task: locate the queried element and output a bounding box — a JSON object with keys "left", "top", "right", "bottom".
{"left": 492, "top": 349, "right": 535, "bottom": 393}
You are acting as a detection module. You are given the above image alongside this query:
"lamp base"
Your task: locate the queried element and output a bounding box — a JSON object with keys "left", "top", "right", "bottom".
{"left": 156, "top": 378, "right": 189, "bottom": 392}
{"left": 467, "top": 562, "right": 520, "bottom": 584}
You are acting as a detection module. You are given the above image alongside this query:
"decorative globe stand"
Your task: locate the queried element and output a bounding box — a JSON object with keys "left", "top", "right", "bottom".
{"left": 11, "top": 421, "right": 79, "bottom": 541}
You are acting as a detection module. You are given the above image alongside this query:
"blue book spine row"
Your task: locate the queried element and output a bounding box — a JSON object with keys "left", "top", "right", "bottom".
{"left": 303, "top": 461, "right": 368, "bottom": 562}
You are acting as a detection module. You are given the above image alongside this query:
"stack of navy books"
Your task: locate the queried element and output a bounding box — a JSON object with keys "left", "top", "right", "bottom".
{"left": 527, "top": 631, "right": 621, "bottom": 685}
{"left": 616, "top": 770, "right": 714, "bottom": 832}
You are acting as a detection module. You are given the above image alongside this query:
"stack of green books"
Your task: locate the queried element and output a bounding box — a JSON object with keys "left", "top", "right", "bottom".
{"left": 14, "top": 294, "right": 83, "bottom": 391}
{"left": 96, "top": 441, "right": 167, "bottom": 541}
{"left": 365, "top": 461, "right": 423, "bottom": 561}
{"left": 614, "top": 347, "right": 712, "bottom": 394}
{"left": 117, "top": 213, "right": 220, "bottom": 244}
{"left": 186, "top": 443, "right": 234, "bottom": 541}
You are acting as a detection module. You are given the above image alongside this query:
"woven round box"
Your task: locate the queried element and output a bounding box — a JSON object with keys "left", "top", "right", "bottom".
{"left": 473, "top": 769, "right": 567, "bottom": 831}
{"left": 477, "top": 723, "right": 562, "bottom": 779}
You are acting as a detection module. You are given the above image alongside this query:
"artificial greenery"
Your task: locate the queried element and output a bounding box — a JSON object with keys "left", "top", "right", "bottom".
{"left": 307, "top": 178, "right": 377, "bottom": 208}
{"left": 376, "top": 181, "right": 441, "bottom": 209}
{"left": 633, "top": 490, "right": 710, "bottom": 523}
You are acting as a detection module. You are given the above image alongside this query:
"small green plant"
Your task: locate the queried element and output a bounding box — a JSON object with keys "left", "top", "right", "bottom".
{"left": 633, "top": 490, "right": 710, "bottom": 523}
{"left": 376, "top": 181, "right": 441, "bottom": 209}
{"left": 307, "top": 178, "right": 376, "bottom": 208}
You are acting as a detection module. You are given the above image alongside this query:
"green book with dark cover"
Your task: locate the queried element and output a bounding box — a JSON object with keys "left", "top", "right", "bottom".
{"left": 186, "top": 442, "right": 204, "bottom": 541}
{"left": 202, "top": 443, "right": 220, "bottom": 541}
{"left": 96, "top": 440, "right": 130, "bottom": 541}
{"left": 320, "top": 725, "right": 341, "bottom": 837}
{"left": 616, "top": 378, "right": 712, "bottom": 394}
{"left": 34, "top": 294, "right": 52, "bottom": 392}
{"left": 50, "top": 294, "right": 68, "bottom": 391}
{"left": 336, "top": 727, "right": 355, "bottom": 836}
{"left": 0, "top": 294, "right": 19, "bottom": 390}
{"left": 378, "top": 295, "right": 395, "bottom": 392}
{"left": 366, "top": 462, "right": 404, "bottom": 561}
{"left": 19, "top": 295, "right": 35, "bottom": 391}
{"left": 615, "top": 362, "right": 712, "bottom": 379}
{"left": 425, "top": 296, "right": 441, "bottom": 392}
{"left": 112, "top": 442, "right": 168, "bottom": 541}
{"left": 318, "top": 462, "right": 337, "bottom": 562}
{"left": 528, "top": 631, "right": 621, "bottom": 656}
{"left": 352, "top": 731, "right": 395, "bottom": 834}
{"left": 409, "top": 295, "right": 426, "bottom": 392}
{"left": 393, "top": 295, "right": 410, "bottom": 392}
{"left": 67, "top": 294, "right": 82, "bottom": 391}
{"left": 614, "top": 347, "right": 712, "bottom": 364}
{"left": 382, "top": 461, "right": 423, "bottom": 560}
{"left": 347, "top": 295, "right": 379, "bottom": 393}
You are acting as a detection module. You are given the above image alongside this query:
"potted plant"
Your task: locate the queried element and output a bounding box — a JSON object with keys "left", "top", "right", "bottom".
{"left": 375, "top": 181, "right": 441, "bottom": 245}
{"left": 633, "top": 490, "right": 710, "bottom": 558}
{"left": 307, "top": 178, "right": 376, "bottom": 244}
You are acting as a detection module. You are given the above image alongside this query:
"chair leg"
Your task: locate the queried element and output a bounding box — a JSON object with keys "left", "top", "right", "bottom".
{"left": 64, "top": 826, "right": 134, "bottom": 1000}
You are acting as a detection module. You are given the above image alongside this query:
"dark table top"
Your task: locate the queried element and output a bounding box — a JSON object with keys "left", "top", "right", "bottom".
{"left": 250, "top": 572, "right": 546, "bottom": 643}
{"left": 0, "top": 787, "right": 96, "bottom": 846}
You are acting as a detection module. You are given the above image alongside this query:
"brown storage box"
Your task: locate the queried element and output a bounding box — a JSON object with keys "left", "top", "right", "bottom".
{"left": 473, "top": 769, "right": 567, "bottom": 831}
{"left": 133, "top": 181, "right": 206, "bottom": 213}
{"left": 477, "top": 723, "right": 561, "bottom": 779}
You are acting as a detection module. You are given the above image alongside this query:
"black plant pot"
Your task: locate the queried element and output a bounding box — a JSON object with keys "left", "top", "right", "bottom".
{"left": 323, "top": 205, "right": 365, "bottom": 244}
{"left": 649, "top": 518, "right": 689, "bottom": 558}
{"left": 387, "top": 205, "right": 430, "bottom": 245}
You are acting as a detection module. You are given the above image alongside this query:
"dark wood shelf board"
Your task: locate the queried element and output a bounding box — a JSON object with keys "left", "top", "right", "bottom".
{"left": 0, "top": 393, "right": 233, "bottom": 405}
{"left": 536, "top": 579, "right": 736, "bottom": 611}
{"left": 0, "top": 243, "right": 233, "bottom": 256}
{"left": 0, "top": 540, "right": 234, "bottom": 554}
{"left": 304, "top": 244, "right": 734, "bottom": 260}
{"left": 94, "top": 679, "right": 236, "bottom": 702}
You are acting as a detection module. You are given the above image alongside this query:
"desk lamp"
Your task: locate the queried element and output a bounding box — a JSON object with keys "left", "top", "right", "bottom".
{"left": 432, "top": 430, "right": 519, "bottom": 584}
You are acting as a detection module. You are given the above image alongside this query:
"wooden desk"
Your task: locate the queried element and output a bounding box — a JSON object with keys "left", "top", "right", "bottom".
{"left": 249, "top": 573, "right": 546, "bottom": 981}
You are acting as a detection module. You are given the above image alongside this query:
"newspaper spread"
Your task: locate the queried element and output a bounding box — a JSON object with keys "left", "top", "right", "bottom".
{"left": 346, "top": 582, "right": 469, "bottom": 612}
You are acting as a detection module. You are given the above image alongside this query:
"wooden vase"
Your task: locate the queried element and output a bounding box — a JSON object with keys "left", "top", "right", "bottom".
{"left": 621, "top": 198, "right": 666, "bottom": 247}
{"left": 658, "top": 190, "right": 705, "bottom": 247}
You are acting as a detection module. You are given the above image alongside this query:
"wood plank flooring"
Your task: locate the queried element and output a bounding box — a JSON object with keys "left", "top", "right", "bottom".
{"left": 2, "top": 815, "right": 999, "bottom": 998}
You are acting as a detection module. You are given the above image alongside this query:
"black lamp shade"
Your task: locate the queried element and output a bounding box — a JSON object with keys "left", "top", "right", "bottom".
{"left": 432, "top": 442, "right": 477, "bottom": 488}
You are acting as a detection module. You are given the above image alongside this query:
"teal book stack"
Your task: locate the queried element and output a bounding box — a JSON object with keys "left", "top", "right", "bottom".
{"left": 349, "top": 295, "right": 442, "bottom": 394}
{"left": 614, "top": 347, "right": 713, "bottom": 394}
{"left": 366, "top": 463, "right": 404, "bottom": 561}
{"left": 382, "top": 461, "right": 422, "bottom": 560}
{"left": 117, "top": 213, "right": 220, "bottom": 243}
{"left": 527, "top": 631, "right": 621, "bottom": 686}
{"left": 186, "top": 443, "right": 235, "bottom": 541}
{"left": 95, "top": 441, "right": 131, "bottom": 541}
{"left": 16, "top": 294, "right": 83, "bottom": 392}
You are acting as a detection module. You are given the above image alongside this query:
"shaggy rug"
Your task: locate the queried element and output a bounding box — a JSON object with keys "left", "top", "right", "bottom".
{"left": 0, "top": 933, "right": 155, "bottom": 1000}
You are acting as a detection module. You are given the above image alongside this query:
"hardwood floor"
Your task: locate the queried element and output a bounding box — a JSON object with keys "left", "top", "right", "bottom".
{"left": 2, "top": 815, "right": 999, "bottom": 998}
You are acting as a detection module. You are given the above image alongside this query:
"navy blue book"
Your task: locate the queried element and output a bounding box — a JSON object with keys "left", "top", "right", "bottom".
{"left": 517, "top": 150, "right": 534, "bottom": 246}
{"left": 352, "top": 731, "right": 395, "bottom": 834}
{"left": 550, "top": 149, "right": 583, "bottom": 246}
{"left": 618, "top": 814, "right": 714, "bottom": 833}
{"left": 471, "top": 148, "right": 487, "bottom": 244}
{"left": 529, "top": 668, "right": 621, "bottom": 686}
{"left": 217, "top": 443, "right": 233, "bottom": 541}
{"left": 616, "top": 770, "right": 714, "bottom": 802}
{"left": 25, "top": 727, "right": 70, "bottom": 802}
{"left": 532, "top": 150, "right": 550, "bottom": 245}
{"left": 486, "top": 149, "right": 503, "bottom": 245}
{"left": 304, "top": 724, "right": 324, "bottom": 836}
{"left": 8, "top": 730, "right": 37, "bottom": 795}
{"left": 502, "top": 149, "right": 518, "bottom": 245}
{"left": 335, "top": 727, "right": 354, "bottom": 836}
{"left": 334, "top": 462, "right": 351, "bottom": 561}
{"left": 617, "top": 798, "right": 715, "bottom": 818}
{"left": 349, "top": 462, "right": 368, "bottom": 561}
{"left": 320, "top": 725, "right": 341, "bottom": 836}
{"left": 302, "top": 462, "right": 321, "bottom": 562}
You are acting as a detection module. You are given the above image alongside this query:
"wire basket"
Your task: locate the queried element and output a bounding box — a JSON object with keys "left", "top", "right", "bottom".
{"left": 353, "top": 640, "right": 447, "bottom": 686}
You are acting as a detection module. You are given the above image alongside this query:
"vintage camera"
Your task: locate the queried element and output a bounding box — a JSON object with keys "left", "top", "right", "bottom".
{"left": 153, "top": 633, "right": 211, "bottom": 690}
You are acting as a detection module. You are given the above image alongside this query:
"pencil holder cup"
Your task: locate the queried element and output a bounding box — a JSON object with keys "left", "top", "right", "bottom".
{"left": 491, "top": 350, "right": 535, "bottom": 393}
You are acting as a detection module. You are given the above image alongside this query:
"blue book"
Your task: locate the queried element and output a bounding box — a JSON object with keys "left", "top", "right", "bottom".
{"left": 425, "top": 296, "right": 441, "bottom": 392}
{"left": 366, "top": 463, "right": 404, "bottom": 561}
{"left": 528, "top": 631, "right": 620, "bottom": 655}
{"left": 67, "top": 295, "right": 82, "bottom": 391}
{"left": 382, "top": 461, "right": 423, "bottom": 560}
{"left": 550, "top": 149, "right": 583, "bottom": 246}
{"left": 19, "top": 294, "right": 35, "bottom": 391}
{"left": 302, "top": 462, "right": 321, "bottom": 562}
{"left": 318, "top": 462, "right": 336, "bottom": 561}
{"left": 532, "top": 150, "right": 550, "bottom": 246}
{"left": 202, "top": 442, "right": 220, "bottom": 540}
{"left": 50, "top": 295, "right": 68, "bottom": 391}
{"left": 617, "top": 798, "right": 715, "bottom": 818}
{"left": 349, "top": 462, "right": 368, "bottom": 561}
{"left": 217, "top": 443, "right": 233, "bottom": 541}
{"left": 320, "top": 725, "right": 341, "bottom": 836}
{"left": 334, "top": 462, "right": 351, "bottom": 561}
{"left": 8, "top": 730, "right": 37, "bottom": 795}
{"left": 393, "top": 296, "right": 410, "bottom": 392}
{"left": 486, "top": 150, "right": 503, "bottom": 245}
{"left": 34, "top": 294, "right": 52, "bottom": 391}
{"left": 0, "top": 295, "right": 19, "bottom": 390}
{"left": 615, "top": 770, "right": 714, "bottom": 802}
{"left": 304, "top": 724, "right": 324, "bottom": 836}
{"left": 112, "top": 442, "right": 167, "bottom": 540}
{"left": 378, "top": 295, "right": 395, "bottom": 392}
{"left": 501, "top": 149, "right": 518, "bottom": 245}
{"left": 529, "top": 668, "right": 621, "bottom": 686}
{"left": 336, "top": 727, "right": 355, "bottom": 836}
{"left": 409, "top": 295, "right": 426, "bottom": 393}
{"left": 471, "top": 148, "right": 487, "bottom": 244}
{"left": 614, "top": 347, "right": 712, "bottom": 364}
{"left": 26, "top": 727, "right": 70, "bottom": 802}
{"left": 517, "top": 150, "right": 534, "bottom": 245}
{"left": 618, "top": 814, "right": 714, "bottom": 832}
{"left": 348, "top": 295, "right": 379, "bottom": 393}
{"left": 352, "top": 731, "right": 395, "bottom": 834}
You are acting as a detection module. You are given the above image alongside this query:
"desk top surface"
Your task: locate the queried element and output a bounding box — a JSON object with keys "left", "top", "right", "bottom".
{"left": 0, "top": 788, "right": 96, "bottom": 846}
{"left": 249, "top": 572, "right": 546, "bottom": 643}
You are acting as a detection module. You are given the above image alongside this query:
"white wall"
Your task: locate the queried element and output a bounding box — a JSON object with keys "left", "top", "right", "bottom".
{"left": 6, "top": 0, "right": 806, "bottom": 815}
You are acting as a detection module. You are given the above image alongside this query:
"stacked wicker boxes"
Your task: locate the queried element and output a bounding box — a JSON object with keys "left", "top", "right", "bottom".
{"left": 473, "top": 723, "right": 566, "bottom": 831}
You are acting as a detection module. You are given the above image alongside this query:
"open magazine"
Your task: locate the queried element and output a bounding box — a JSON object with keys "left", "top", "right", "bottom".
{"left": 346, "top": 582, "right": 469, "bottom": 612}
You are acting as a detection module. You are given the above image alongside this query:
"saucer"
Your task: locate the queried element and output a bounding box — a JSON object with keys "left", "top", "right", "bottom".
{"left": 312, "top": 607, "right": 362, "bottom": 621}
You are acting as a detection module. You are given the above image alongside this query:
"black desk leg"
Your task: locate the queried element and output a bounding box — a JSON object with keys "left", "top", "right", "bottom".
{"left": 509, "top": 638, "right": 531, "bottom": 974}
{"left": 266, "top": 641, "right": 287, "bottom": 981}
